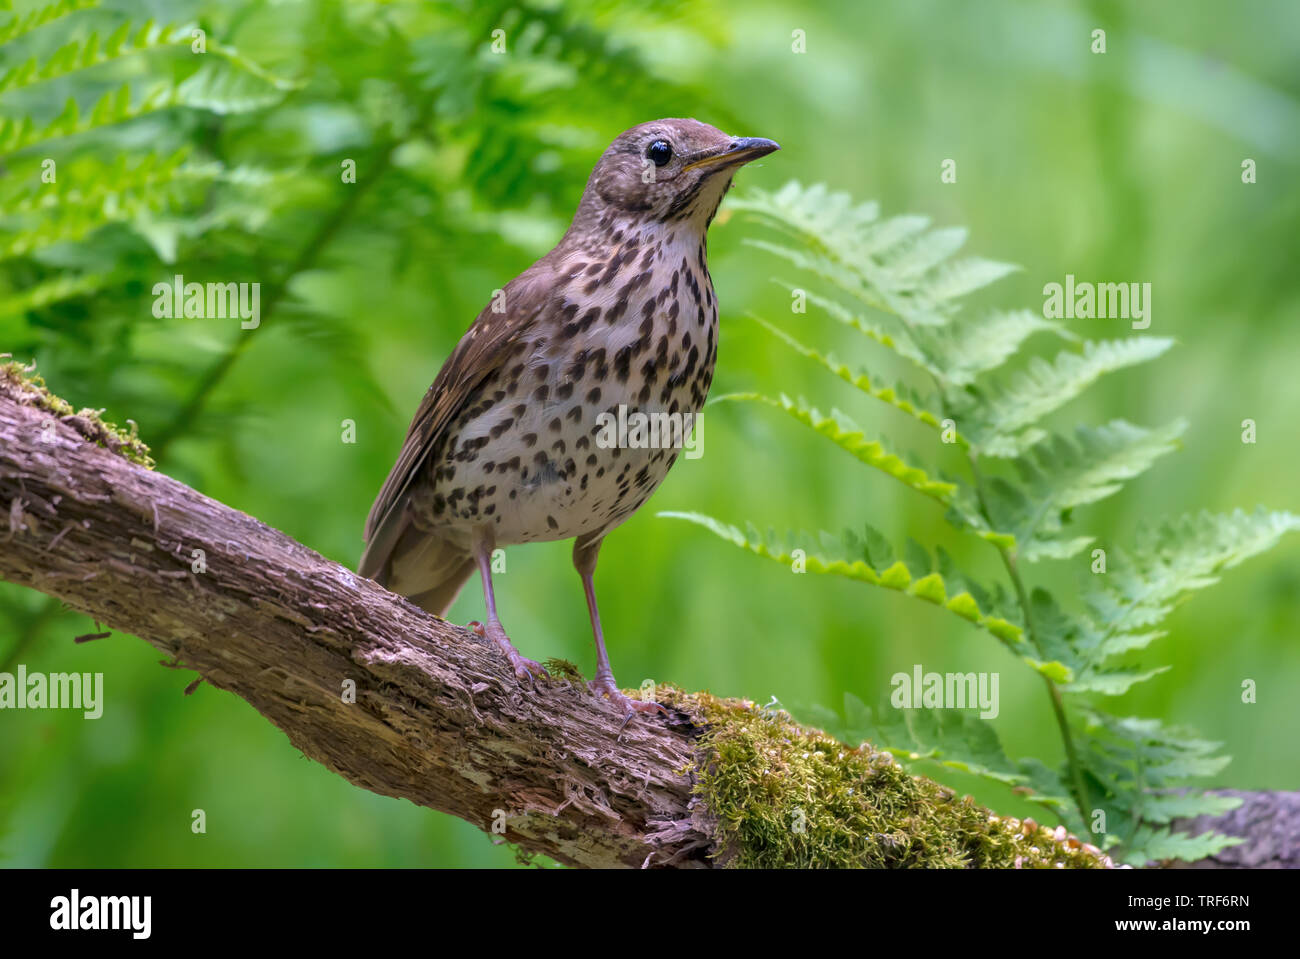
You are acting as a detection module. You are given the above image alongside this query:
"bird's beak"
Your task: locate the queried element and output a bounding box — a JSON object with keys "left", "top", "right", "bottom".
{"left": 683, "top": 137, "right": 781, "bottom": 172}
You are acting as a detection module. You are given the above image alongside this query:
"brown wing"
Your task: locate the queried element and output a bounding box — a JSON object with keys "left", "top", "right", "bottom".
{"left": 359, "top": 267, "right": 553, "bottom": 580}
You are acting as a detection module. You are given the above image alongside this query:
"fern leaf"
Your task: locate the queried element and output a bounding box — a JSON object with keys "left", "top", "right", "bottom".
{"left": 751, "top": 315, "right": 957, "bottom": 442}
{"left": 857, "top": 214, "right": 931, "bottom": 256}
{"left": 992, "top": 419, "right": 1188, "bottom": 562}
{"left": 737, "top": 181, "right": 1016, "bottom": 327}
{"left": 807, "top": 693, "right": 1072, "bottom": 815}
{"left": 1064, "top": 665, "right": 1171, "bottom": 696}
{"left": 660, "top": 512, "right": 1029, "bottom": 648}
{"left": 922, "top": 257, "right": 1023, "bottom": 303}
{"left": 3, "top": 148, "right": 198, "bottom": 207}
{"left": 0, "top": 21, "right": 182, "bottom": 98}
{"left": 745, "top": 236, "right": 910, "bottom": 321}
{"left": 0, "top": 151, "right": 225, "bottom": 260}
{"left": 1077, "top": 710, "right": 1236, "bottom": 860}
{"left": 727, "top": 181, "right": 882, "bottom": 250}
{"left": 0, "top": 65, "right": 288, "bottom": 157}
{"left": 172, "top": 61, "right": 299, "bottom": 114}
{"left": 713, "top": 391, "right": 959, "bottom": 504}
{"left": 1084, "top": 508, "right": 1300, "bottom": 644}
{"left": 778, "top": 282, "right": 933, "bottom": 373}
{"left": 1132, "top": 790, "right": 1242, "bottom": 825}
{"left": 923, "top": 309, "right": 1073, "bottom": 387}
{"left": 1121, "top": 827, "right": 1243, "bottom": 866}
{"left": 206, "top": 40, "right": 302, "bottom": 92}
{"left": 0, "top": 0, "right": 96, "bottom": 49}
{"left": 878, "top": 225, "right": 968, "bottom": 277}
{"left": 957, "top": 338, "right": 1175, "bottom": 456}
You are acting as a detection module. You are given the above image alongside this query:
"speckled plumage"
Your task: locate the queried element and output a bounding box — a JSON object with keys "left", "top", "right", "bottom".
{"left": 360, "top": 119, "right": 778, "bottom": 716}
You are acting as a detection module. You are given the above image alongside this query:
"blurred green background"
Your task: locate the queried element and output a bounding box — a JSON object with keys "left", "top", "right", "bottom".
{"left": 1, "top": 0, "right": 1297, "bottom": 866}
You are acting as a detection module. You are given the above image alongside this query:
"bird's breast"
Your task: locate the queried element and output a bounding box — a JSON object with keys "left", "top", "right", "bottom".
{"left": 414, "top": 228, "right": 719, "bottom": 547}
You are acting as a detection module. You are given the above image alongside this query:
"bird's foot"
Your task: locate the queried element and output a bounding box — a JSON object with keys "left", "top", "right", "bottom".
{"left": 468, "top": 620, "right": 549, "bottom": 684}
{"left": 588, "top": 672, "right": 668, "bottom": 721}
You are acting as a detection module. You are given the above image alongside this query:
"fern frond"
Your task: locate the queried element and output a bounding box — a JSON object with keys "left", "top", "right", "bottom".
{"left": 921, "top": 256, "right": 1024, "bottom": 304}
{"left": 728, "top": 181, "right": 882, "bottom": 250}
{"left": 0, "top": 63, "right": 289, "bottom": 157}
{"left": 751, "top": 315, "right": 957, "bottom": 442}
{"left": 3, "top": 148, "right": 201, "bottom": 212}
{"left": 922, "top": 309, "right": 1074, "bottom": 388}
{"left": 1129, "top": 791, "right": 1242, "bottom": 829}
{"left": 777, "top": 282, "right": 931, "bottom": 373}
{"left": 1065, "top": 665, "right": 1171, "bottom": 696}
{"left": 713, "top": 391, "right": 959, "bottom": 505}
{"left": 1121, "top": 827, "right": 1243, "bottom": 866}
{"left": 710, "top": 392, "right": 1017, "bottom": 551}
{"left": 1083, "top": 508, "right": 1300, "bottom": 647}
{"left": 659, "top": 512, "right": 1031, "bottom": 649}
{"left": 956, "top": 338, "right": 1175, "bottom": 456}
{"left": 1075, "top": 710, "right": 1240, "bottom": 862}
{"left": 877, "top": 225, "right": 968, "bottom": 277}
{"left": 745, "top": 236, "right": 917, "bottom": 323}
{"left": 0, "top": 0, "right": 97, "bottom": 49}
{"left": 991, "top": 419, "right": 1188, "bottom": 562}
{"left": 0, "top": 21, "right": 185, "bottom": 99}
{"left": 805, "top": 692, "right": 1072, "bottom": 815}
{"left": 205, "top": 40, "right": 302, "bottom": 92}
{"left": 0, "top": 151, "right": 226, "bottom": 260}
{"left": 734, "top": 181, "right": 1018, "bottom": 328}
{"left": 0, "top": 82, "right": 140, "bottom": 155}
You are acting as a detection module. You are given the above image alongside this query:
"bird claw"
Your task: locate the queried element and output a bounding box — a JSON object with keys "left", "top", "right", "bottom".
{"left": 510, "top": 653, "right": 549, "bottom": 684}
{"left": 588, "top": 674, "right": 667, "bottom": 721}
{"left": 468, "top": 620, "right": 549, "bottom": 684}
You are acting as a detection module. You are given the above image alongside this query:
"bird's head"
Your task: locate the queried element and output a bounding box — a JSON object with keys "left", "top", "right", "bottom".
{"left": 572, "top": 118, "right": 779, "bottom": 236}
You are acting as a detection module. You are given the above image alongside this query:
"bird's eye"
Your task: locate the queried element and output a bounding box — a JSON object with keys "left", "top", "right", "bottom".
{"left": 646, "top": 140, "right": 673, "bottom": 167}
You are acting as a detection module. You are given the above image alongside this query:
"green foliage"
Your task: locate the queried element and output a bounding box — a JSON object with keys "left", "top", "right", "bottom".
{"left": 661, "top": 512, "right": 1027, "bottom": 648}
{"left": 669, "top": 180, "right": 1298, "bottom": 864}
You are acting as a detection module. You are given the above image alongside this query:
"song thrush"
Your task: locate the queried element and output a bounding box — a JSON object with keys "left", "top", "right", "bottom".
{"left": 359, "top": 118, "right": 779, "bottom": 718}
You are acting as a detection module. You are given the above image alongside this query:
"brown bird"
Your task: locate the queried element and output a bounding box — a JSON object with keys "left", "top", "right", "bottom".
{"left": 359, "top": 118, "right": 778, "bottom": 717}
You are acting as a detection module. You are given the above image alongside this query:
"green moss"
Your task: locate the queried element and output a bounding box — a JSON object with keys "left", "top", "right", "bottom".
{"left": 542, "top": 658, "right": 586, "bottom": 684}
{"left": 0, "top": 358, "right": 154, "bottom": 469}
{"left": 661, "top": 687, "right": 1109, "bottom": 869}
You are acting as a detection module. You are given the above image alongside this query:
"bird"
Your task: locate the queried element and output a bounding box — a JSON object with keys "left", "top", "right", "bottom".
{"left": 359, "top": 118, "right": 779, "bottom": 718}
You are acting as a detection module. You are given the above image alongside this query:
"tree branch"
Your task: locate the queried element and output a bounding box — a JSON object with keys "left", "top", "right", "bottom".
{"left": 2, "top": 370, "right": 715, "bottom": 868}
{"left": 0, "top": 368, "right": 1117, "bottom": 868}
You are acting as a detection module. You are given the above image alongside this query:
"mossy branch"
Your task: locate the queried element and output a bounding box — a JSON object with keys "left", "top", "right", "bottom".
{"left": 0, "top": 365, "right": 1114, "bottom": 868}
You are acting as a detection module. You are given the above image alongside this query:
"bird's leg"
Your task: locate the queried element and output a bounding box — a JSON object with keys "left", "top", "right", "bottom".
{"left": 471, "top": 528, "right": 547, "bottom": 683}
{"left": 573, "top": 535, "right": 666, "bottom": 718}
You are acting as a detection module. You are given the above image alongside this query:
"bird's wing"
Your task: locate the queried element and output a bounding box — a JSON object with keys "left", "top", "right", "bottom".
{"left": 359, "top": 269, "right": 552, "bottom": 579}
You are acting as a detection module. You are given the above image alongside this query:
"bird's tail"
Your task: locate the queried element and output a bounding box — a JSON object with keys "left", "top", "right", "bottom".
{"left": 359, "top": 523, "right": 476, "bottom": 618}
